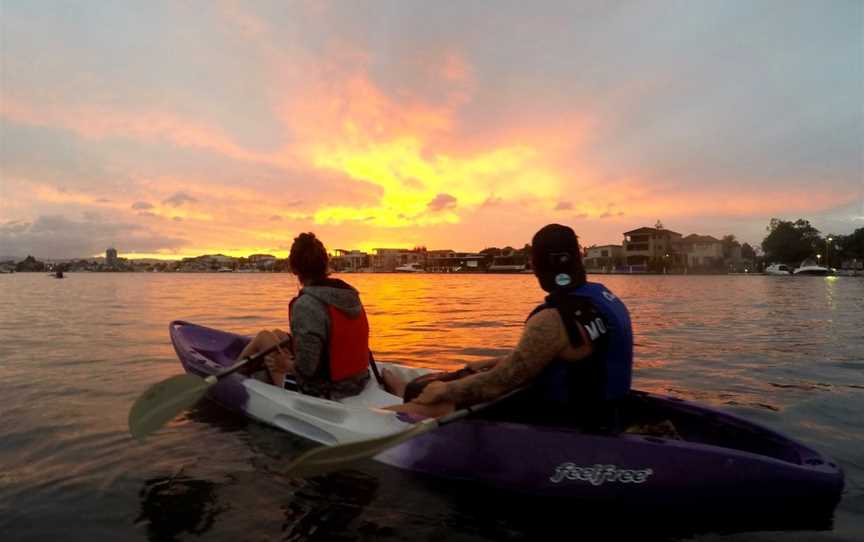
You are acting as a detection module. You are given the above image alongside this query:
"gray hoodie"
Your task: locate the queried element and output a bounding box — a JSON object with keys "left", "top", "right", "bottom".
{"left": 290, "top": 278, "right": 370, "bottom": 398}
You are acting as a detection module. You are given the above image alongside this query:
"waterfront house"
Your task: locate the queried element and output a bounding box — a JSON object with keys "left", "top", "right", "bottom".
{"left": 487, "top": 249, "right": 529, "bottom": 273}
{"left": 426, "top": 250, "right": 484, "bottom": 272}
{"left": 622, "top": 227, "right": 683, "bottom": 271}
{"left": 678, "top": 234, "right": 724, "bottom": 269}
{"left": 584, "top": 244, "right": 623, "bottom": 273}
{"left": 331, "top": 249, "right": 369, "bottom": 272}
{"left": 371, "top": 248, "right": 427, "bottom": 272}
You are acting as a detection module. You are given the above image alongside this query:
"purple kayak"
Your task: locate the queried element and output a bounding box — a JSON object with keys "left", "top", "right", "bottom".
{"left": 170, "top": 320, "right": 844, "bottom": 510}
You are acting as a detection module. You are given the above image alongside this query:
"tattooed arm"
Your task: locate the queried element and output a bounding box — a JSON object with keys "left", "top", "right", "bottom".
{"left": 465, "top": 354, "right": 507, "bottom": 372}
{"left": 415, "top": 308, "right": 573, "bottom": 407}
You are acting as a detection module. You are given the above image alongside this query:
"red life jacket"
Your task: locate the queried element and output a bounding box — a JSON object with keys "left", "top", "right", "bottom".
{"left": 289, "top": 294, "right": 370, "bottom": 382}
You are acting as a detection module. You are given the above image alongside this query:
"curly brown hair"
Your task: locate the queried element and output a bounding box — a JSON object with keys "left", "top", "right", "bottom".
{"left": 288, "top": 232, "right": 329, "bottom": 283}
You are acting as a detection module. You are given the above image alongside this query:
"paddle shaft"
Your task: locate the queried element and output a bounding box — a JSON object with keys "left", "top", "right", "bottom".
{"left": 435, "top": 385, "right": 525, "bottom": 426}
{"left": 213, "top": 337, "right": 382, "bottom": 384}
{"left": 128, "top": 333, "right": 294, "bottom": 440}
{"left": 283, "top": 385, "right": 529, "bottom": 477}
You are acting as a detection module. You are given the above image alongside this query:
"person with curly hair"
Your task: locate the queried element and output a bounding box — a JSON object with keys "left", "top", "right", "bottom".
{"left": 237, "top": 233, "right": 370, "bottom": 399}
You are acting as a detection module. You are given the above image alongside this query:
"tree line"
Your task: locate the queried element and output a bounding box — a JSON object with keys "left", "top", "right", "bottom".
{"left": 761, "top": 218, "right": 863, "bottom": 267}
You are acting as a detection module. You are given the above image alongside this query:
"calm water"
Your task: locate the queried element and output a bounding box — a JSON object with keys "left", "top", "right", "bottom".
{"left": 0, "top": 273, "right": 862, "bottom": 541}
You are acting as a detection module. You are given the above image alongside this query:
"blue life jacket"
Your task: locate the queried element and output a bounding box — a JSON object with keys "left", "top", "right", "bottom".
{"left": 528, "top": 281, "right": 633, "bottom": 410}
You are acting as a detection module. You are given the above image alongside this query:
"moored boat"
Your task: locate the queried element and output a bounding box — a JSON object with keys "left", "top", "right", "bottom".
{"left": 793, "top": 260, "right": 833, "bottom": 276}
{"left": 394, "top": 263, "right": 424, "bottom": 273}
{"left": 170, "top": 320, "right": 844, "bottom": 510}
{"left": 764, "top": 263, "right": 792, "bottom": 275}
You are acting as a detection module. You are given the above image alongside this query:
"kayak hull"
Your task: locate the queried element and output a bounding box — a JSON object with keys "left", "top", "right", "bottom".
{"left": 170, "top": 320, "right": 844, "bottom": 509}
{"left": 378, "top": 417, "right": 841, "bottom": 506}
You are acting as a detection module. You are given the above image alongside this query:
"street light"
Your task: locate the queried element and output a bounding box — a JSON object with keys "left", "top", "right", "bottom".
{"left": 827, "top": 237, "right": 833, "bottom": 268}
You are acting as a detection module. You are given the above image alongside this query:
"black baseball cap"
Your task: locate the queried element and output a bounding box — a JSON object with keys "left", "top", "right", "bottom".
{"left": 531, "top": 224, "right": 585, "bottom": 291}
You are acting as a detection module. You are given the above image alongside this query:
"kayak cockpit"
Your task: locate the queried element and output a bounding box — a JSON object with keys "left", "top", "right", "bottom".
{"left": 473, "top": 389, "right": 819, "bottom": 467}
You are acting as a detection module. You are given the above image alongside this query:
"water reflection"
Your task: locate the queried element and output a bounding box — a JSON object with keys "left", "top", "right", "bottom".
{"left": 133, "top": 458, "right": 839, "bottom": 542}
{"left": 148, "top": 395, "right": 843, "bottom": 542}
{"left": 136, "top": 474, "right": 223, "bottom": 541}
{"left": 282, "top": 471, "right": 381, "bottom": 541}
{"left": 1, "top": 273, "right": 862, "bottom": 542}
{"left": 354, "top": 274, "right": 535, "bottom": 371}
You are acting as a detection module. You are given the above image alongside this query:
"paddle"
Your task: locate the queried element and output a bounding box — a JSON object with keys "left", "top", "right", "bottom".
{"left": 128, "top": 336, "right": 293, "bottom": 441}
{"left": 284, "top": 387, "right": 525, "bottom": 478}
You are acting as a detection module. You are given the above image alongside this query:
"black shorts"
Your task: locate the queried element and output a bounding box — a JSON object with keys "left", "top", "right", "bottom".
{"left": 403, "top": 367, "right": 476, "bottom": 403}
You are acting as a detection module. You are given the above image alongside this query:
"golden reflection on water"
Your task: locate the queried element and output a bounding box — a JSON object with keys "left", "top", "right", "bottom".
{"left": 1, "top": 272, "right": 863, "bottom": 542}
{"left": 349, "top": 274, "right": 538, "bottom": 370}
{"left": 1, "top": 272, "right": 862, "bottom": 412}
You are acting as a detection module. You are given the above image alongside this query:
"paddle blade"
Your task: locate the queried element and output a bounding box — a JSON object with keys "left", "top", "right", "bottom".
{"left": 128, "top": 373, "right": 211, "bottom": 441}
{"left": 284, "top": 418, "right": 437, "bottom": 478}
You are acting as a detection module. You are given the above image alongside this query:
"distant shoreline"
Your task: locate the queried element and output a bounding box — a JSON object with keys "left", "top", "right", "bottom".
{"left": 3, "top": 270, "right": 861, "bottom": 277}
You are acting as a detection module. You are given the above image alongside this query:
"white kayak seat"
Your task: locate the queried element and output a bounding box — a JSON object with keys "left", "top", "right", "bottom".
{"left": 241, "top": 363, "right": 434, "bottom": 445}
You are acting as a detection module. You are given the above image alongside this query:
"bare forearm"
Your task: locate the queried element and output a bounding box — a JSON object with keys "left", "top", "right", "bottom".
{"left": 442, "top": 310, "right": 568, "bottom": 406}
{"left": 445, "top": 368, "right": 512, "bottom": 405}
{"left": 448, "top": 350, "right": 549, "bottom": 405}
{"left": 467, "top": 354, "right": 507, "bottom": 372}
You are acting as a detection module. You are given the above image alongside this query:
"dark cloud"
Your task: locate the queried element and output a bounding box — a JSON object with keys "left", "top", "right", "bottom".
{"left": 162, "top": 192, "right": 198, "bottom": 207}
{"left": 132, "top": 201, "right": 154, "bottom": 210}
{"left": 555, "top": 201, "right": 573, "bottom": 211}
{"left": 0, "top": 214, "right": 187, "bottom": 259}
{"left": 600, "top": 212, "right": 622, "bottom": 219}
{"left": 427, "top": 193, "right": 458, "bottom": 212}
{"left": 1, "top": 220, "right": 31, "bottom": 235}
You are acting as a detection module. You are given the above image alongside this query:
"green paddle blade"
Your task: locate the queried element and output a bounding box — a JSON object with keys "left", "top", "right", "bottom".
{"left": 284, "top": 418, "right": 438, "bottom": 478}
{"left": 128, "top": 373, "right": 211, "bottom": 441}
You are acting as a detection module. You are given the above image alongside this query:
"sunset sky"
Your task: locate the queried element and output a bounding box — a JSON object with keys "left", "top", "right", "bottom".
{"left": 1, "top": 0, "right": 862, "bottom": 259}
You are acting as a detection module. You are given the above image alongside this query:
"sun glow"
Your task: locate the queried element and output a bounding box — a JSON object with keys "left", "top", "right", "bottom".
{"left": 310, "top": 135, "right": 559, "bottom": 227}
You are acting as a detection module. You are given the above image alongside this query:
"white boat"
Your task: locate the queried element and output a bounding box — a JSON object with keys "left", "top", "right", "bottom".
{"left": 764, "top": 263, "right": 792, "bottom": 276}
{"left": 487, "top": 264, "right": 527, "bottom": 273}
{"left": 394, "top": 263, "right": 424, "bottom": 273}
{"left": 793, "top": 260, "right": 833, "bottom": 276}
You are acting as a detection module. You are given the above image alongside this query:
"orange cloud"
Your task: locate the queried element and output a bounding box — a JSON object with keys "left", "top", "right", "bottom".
{"left": 263, "top": 47, "right": 575, "bottom": 229}
{"left": 1, "top": 97, "right": 296, "bottom": 168}
{"left": 4, "top": 6, "right": 856, "bottom": 260}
